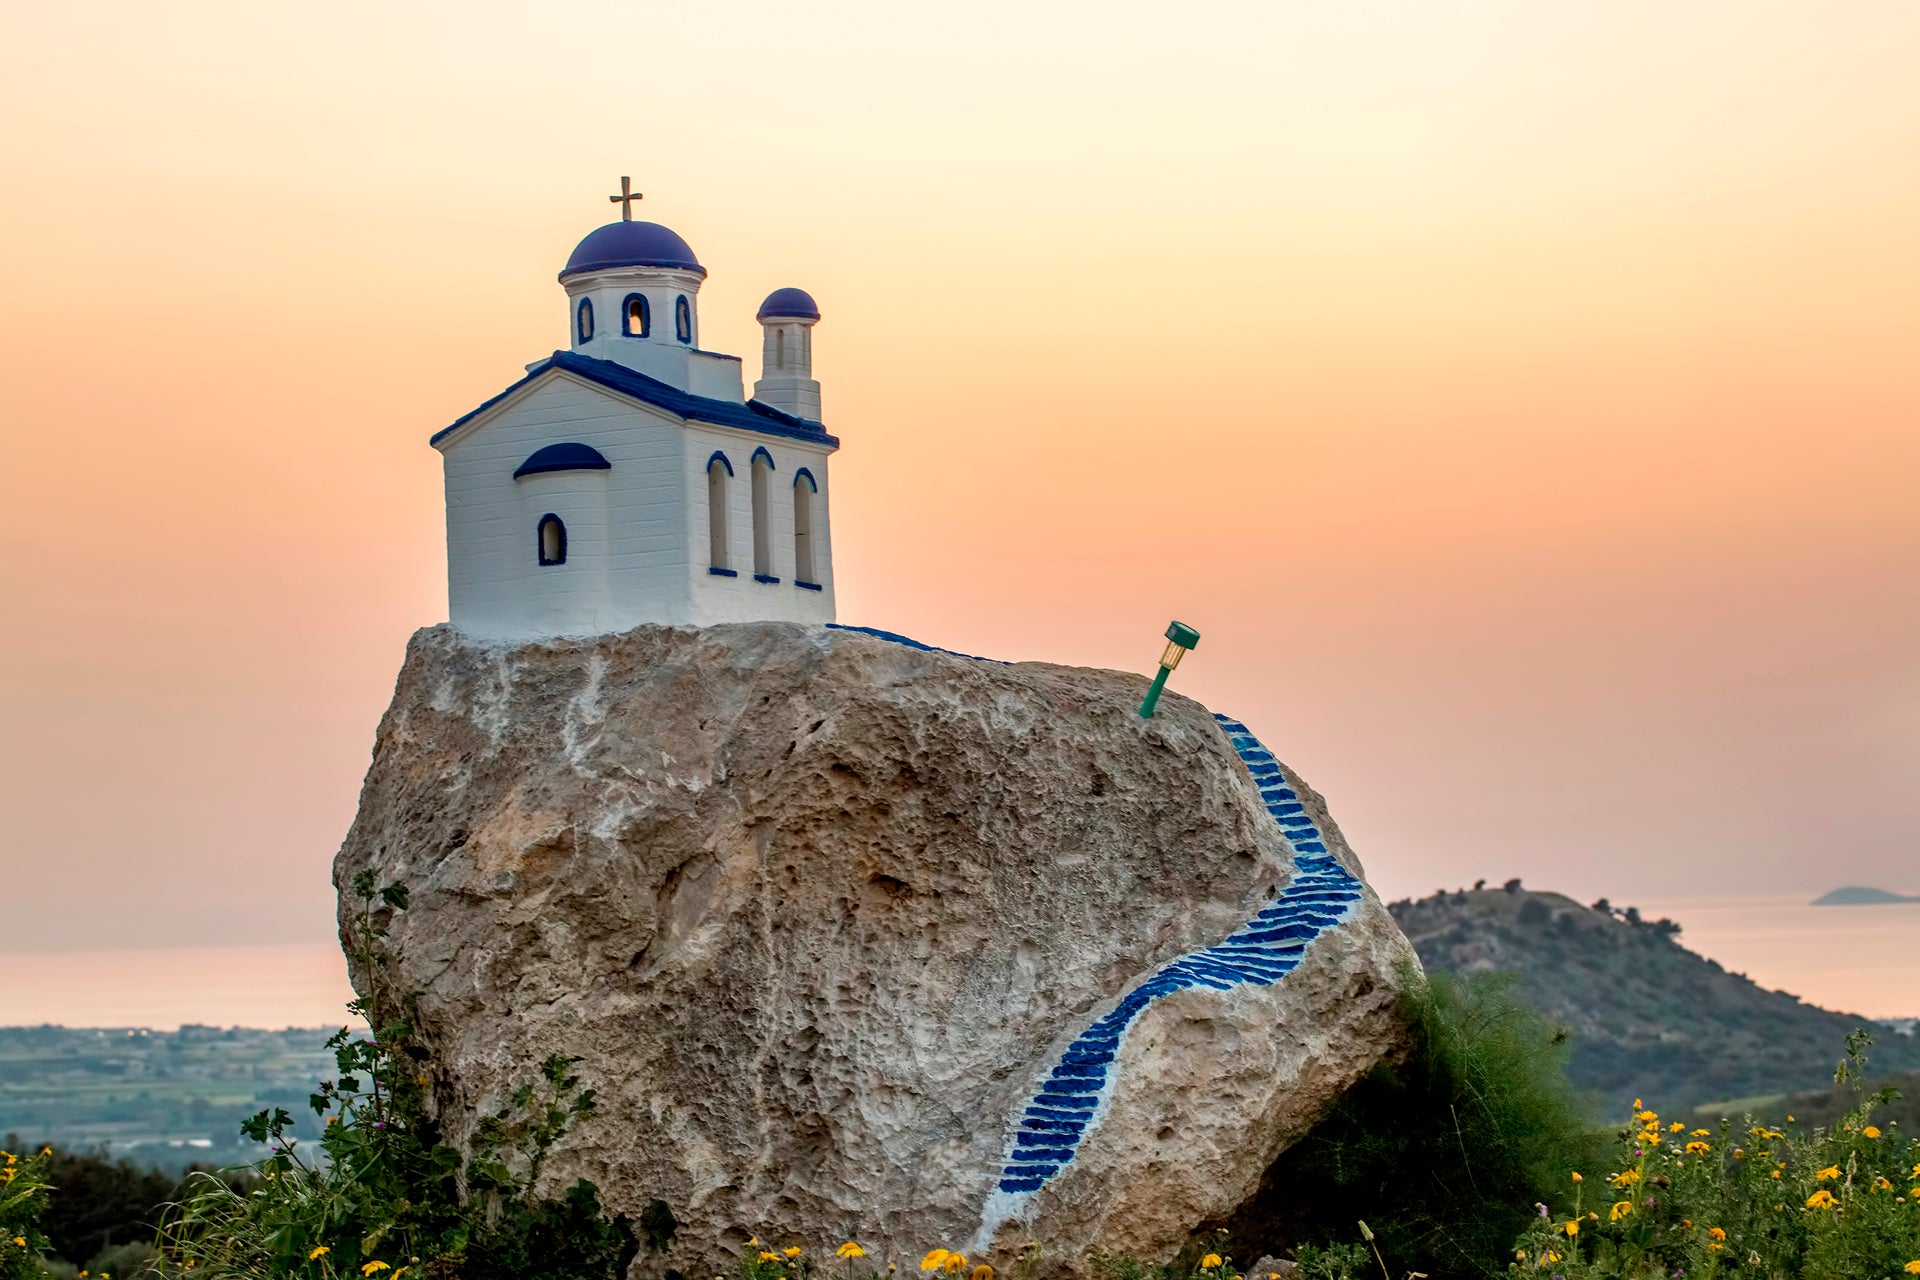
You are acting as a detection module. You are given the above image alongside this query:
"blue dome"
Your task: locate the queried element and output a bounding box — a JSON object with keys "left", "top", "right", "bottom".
{"left": 561, "top": 222, "right": 705, "bottom": 279}
{"left": 757, "top": 287, "right": 820, "bottom": 321}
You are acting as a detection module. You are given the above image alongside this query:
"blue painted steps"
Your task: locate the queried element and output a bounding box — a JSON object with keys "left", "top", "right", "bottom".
{"left": 991, "top": 714, "right": 1364, "bottom": 1198}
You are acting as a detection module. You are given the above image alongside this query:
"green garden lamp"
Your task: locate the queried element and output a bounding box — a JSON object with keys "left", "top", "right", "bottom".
{"left": 1138, "top": 621, "right": 1201, "bottom": 718}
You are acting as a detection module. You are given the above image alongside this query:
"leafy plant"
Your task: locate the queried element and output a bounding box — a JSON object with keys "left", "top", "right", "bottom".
{"left": 155, "top": 873, "right": 638, "bottom": 1280}
{"left": 1509, "top": 1029, "right": 1920, "bottom": 1278}
{"left": 1228, "top": 965, "right": 1605, "bottom": 1278}
{"left": 1, "top": 1146, "right": 55, "bottom": 1280}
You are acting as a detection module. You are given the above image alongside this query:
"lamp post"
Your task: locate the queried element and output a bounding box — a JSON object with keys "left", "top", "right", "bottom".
{"left": 1137, "top": 621, "right": 1201, "bottom": 719}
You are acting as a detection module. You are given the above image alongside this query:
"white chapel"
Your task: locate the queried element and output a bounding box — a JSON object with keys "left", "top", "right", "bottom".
{"left": 432, "top": 188, "right": 838, "bottom": 641}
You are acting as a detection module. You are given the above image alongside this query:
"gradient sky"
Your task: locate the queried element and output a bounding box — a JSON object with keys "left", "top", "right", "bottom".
{"left": 2, "top": 3, "right": 1917, "bottom": 969}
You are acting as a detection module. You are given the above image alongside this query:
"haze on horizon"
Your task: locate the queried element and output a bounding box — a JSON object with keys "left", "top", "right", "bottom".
{"left": 2, "top": 2, "right": 1917, "bottom": 961}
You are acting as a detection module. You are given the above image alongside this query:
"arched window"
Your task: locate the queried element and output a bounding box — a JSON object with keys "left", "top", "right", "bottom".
{"left": 536, "top": 514, "right": 567, "bottom": 566}
{"left": 751, "top": 448, "right": 775, "bottom": 580}
{"left": 793, "top": 470, "right": 818, "bottom": 586}
{"left": 623, "top": 294, "right": 650, "bottom": 337}
{"left": 674, "top": 295, "right": 692, "bottom": 344}
{"left": 575, "top": 297, "right": 594, "bottom": 343}
{"left": 707, "top": 453, "right": 733, "bottom": 572}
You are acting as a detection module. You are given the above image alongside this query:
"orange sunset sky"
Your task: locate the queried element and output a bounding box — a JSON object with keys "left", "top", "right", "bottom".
{"left": 2, "top": 4, "right": 1917, "bottom": 972}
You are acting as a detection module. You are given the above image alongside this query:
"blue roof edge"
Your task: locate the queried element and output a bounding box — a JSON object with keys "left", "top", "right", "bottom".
{"left": 431, "top": 351, "right": 838, "bottom": 449}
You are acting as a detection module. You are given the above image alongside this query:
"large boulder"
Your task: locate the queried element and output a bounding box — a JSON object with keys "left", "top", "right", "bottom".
{"left": 334, "top": 623, "right": 1417, "bottom": 1274}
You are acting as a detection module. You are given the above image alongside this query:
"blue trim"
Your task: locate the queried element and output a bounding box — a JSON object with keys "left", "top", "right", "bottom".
{"left": 674, "top": 295, "right": 692, "bottom": 344}
{"left": 575, "top": 297, "right": 594, "bottom": 343}
{"left": 621, "top": 293, "right": 650, "bottom": 337}
{"left": 708, "top": 566, "right": 738, "bottom": 577}
{"left": 822, "top": 624, "right": 1008, "bottom": 665}
{"left": 795, "top": 580, "right": 823, "bottom": 591}
{"left": 536, "top": 513, "right": 567, "bottom": 566}
{"left": 432, "top": 351, "right": 838, "bottom": 449}
{"left": 751, "top": 445, "right": 775, "bottom": 470}
{"left": 753, "top": 573, "right": 781, "bottom": 584}
{"left": 514, "top": 442, "right": 611, "bottom": 479}
{"left": 793, "top": 466, "right": 817, "bottom": 492}
{"left": 706, "top": 449, "right": 734, "bottom": 477}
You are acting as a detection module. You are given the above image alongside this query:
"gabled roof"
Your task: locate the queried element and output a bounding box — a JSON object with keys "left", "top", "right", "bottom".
{"left": 431, "top": 351, "right": 839, "bottom": 450}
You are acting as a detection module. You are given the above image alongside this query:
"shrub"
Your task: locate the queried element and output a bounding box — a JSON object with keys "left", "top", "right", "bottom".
{"left": 155, "top": 874, "right": 638, "bottom": 1280}
{"left": 1226, "top": 965, "right": 1605, "bottom": 1277}
{"left": 1509, "top": 1029, "right": 1920, "bottom": 1278}
{"left": 1, "top": 1146, "right": 54, "bottom": 1280}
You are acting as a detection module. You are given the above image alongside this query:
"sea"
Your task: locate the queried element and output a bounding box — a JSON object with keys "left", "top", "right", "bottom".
{"left": 3, "top": 897, "right": 1915, "bottom": 1029}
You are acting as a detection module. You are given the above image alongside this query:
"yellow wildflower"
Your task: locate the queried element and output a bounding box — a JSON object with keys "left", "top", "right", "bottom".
{"left": 1686, "top": 1141, "right": 1711, "bottom": 1155}
{"left": 1559, "top": 1221, "right": 1579, "bottom": 1238}
{"left": 1874, "top": 1178, "right": 1895, "bottom": 1193}
{"left": 1904, "top": 1263, "right": 1920, "bottom": 1275}
{"left": 1864, "top": 1126, "right": 1882, "bottom": 1139}
{"left": 921, "top": 1252, "right": 949, "bottom": 1273}
{"left": 1541, "top": 1251, "right": 1562, "bottom": 1264}
{"left": 1806, "top": 1190, "right": 1836, "bottom": 1210}
{"left": 1708, "top": 1227, "right": 1726, "bottom": 1241}
{"left": 760, "top": 1253, "right": 780, "bottom": 1263}
{"left": 837, "top": 1244, "right": 867, "bottom": 1260}
{"left": 1610, "top": 1201, "right": 1633, "bottom": 1222}
{"left": 972, "top": 1267, "right": 994, "bottom": 1280}
{"left": 1816, "top": 1166, "right": 1841, "bottom": 1181}
{"left": 1772, "top": 1170, "right": 1782, "bottom": 1179}
{"left": 1200, "top": 1256, "right": 1223, "bottom": 1270}
{"left": 1669, "top": 1122, "right": 1685, "bottom": 1133}
{"left": 943, "top": 1255, "right": 968, "bottom": 1273}
{"left": 363, "top": 1265, "right": 391, "bottom": 1277}
{"left": 1610, "top": 1169, "right": 1641, "bottom": 1187}
{"left": 1636, "top": 1109, "right": 1656, "bottom": 1124}
{"left": 310, "top": 1247, "right": 331, "bottom": 1260}
{"left": 1692, "top": 1129, "right": 1710, "bottom": 1138}
{"left": 785, "top": 1248, "right": 804, "bottom": 1259}
{"left": 1570, "top": 1171, "right": 1582, "bottom": 1183}
{"left": 11, "top": 1238, "right": 25, "bottom": 1248}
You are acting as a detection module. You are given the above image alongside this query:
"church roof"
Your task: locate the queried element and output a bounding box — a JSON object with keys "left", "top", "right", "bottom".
{"left": 560, "top": 221, "right": 705, "bottom": 279}
{"left": 432, "top": 351, "right": 839, "bottom": 450}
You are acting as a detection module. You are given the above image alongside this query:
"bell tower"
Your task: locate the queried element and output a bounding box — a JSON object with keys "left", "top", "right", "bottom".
{"left": 753, "top": 288, "right": 823, "bottom": 420}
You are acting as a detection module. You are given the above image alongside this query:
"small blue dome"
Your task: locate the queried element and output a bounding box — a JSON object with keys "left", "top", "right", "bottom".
{"left": 757, "top": 287, "right": 820, "bottom": 322}
{"left": 561, "top": 222, "right": 705, "bottom": 279}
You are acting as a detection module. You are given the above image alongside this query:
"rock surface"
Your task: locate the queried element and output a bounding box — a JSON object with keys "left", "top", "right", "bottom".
{"left": 334, "top": 623, "right": 1418, "bottom": 1274}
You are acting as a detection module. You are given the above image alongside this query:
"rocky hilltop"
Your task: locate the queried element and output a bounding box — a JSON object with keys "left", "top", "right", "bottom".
{"left": 335, "top": 623, "right": 1415, "bottom": 1272}
{"left": 1391, "top": 885, "right": 1920, "bottom": 1112}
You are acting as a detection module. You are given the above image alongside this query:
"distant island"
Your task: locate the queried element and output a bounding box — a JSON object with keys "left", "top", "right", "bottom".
{"left": 1812, "top": 885, "right": 1920, "bottom": 905}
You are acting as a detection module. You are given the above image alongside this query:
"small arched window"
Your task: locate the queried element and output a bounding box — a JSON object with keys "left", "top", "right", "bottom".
{"left": 575, "top": 298, "right": 594, "bottom": 343}
{"left": 751, "top": 448, "right": 775, "bottom": 580}
{"left": 674, "top": 295, "right": 692, "bottom": 344}
{"left": 536, "top": 514, "right": 567, "bottom": 566}
{"left": 793, "top": 470, "right": 818, "bottom": 586}
{"left": 623, "top": 294, "right": 650, "bottom": 337}
{"left": 707, "top": 453, "right": 733, "bottom": 572}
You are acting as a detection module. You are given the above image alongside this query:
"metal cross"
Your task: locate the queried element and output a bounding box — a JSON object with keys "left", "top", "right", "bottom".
{"left": 609, "top": 176, "right": 643, "bottom": 221}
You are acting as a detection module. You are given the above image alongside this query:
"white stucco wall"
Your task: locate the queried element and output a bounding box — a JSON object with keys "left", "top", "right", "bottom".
{"left": 562, "top": 266, "right": 745, "bottom": 401}
{"left": 439, "top": 370, "right": 835, "bottom": 640}
{"left": 683, "top": 423, "right": 835, "bottom": 628}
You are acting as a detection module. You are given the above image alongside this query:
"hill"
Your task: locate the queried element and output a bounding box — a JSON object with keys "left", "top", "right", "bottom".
{"left": 1812, "top": 885, "right": 1920, "bottom": 905}
{"left": 1388, "top": 884, "right": 1920, "bottom": 1115}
